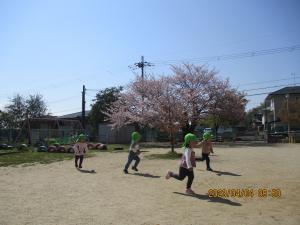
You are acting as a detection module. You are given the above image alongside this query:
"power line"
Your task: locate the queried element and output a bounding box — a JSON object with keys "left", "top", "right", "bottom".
{"left": 47, "top": 95, "right": 80, "bottom": 104}
{"left": 242, "top": 83, "right": 300, "bottom": 92}
{"left": 237, "top": 75, "right": 300, "bottom": 87}
{"left": 151, "top": 44, "right": 300, "bottom": 65}
{"left": 245, "top": 84, "right": 300, "bottom": 97}
{"left": 86, "top": 89, "right": 101, "bottom": 92}
{"left": 245, "top": 92, "right": 272, "bottom": 97}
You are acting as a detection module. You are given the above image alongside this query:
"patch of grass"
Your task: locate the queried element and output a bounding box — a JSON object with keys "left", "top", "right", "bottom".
{"left": 0, "top": 148, "right": 20, "bottom": 156}
{"left": 145, "top": 151, "right": 182, "bottom": 160}
{"left": 0, "top": 148, "right": 96, "bottom": 167}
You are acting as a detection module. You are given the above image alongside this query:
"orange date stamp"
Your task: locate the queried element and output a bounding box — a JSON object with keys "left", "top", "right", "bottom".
{"left": 208, "top": 188, "right": 281, "bottom": 198}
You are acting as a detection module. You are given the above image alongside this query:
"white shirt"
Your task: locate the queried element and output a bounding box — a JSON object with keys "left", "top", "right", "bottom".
{"left": 129, "top": 142, "right": 140, "bottom": 153}
{"left": 184, "top": 148, "right": 192, "bottom": 169}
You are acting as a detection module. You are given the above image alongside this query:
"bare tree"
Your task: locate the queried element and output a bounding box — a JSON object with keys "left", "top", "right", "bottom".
{"left": 3, "top": 94, "right": 48, "bottom": 129}
{"left": 25, "top": 94, "right": 47, "bottom": 118}
{"left": 5, "top": 94, "right": 26, "bottom": 128}
{"left": 208, "top": 86, "right": 247, "bottom": 137}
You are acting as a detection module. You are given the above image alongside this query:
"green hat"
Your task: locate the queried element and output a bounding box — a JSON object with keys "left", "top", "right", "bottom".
{"left": 77, "top": 134, "right": 86, "bottom": 141}
{"left": 203, "top": 132, "right": 211, "bottom": 140}
{"left": 131, "top": 132, "right": 141, "bottom": 143}
{"left": 183, "top": 133, "right": 198, "bottom": 148}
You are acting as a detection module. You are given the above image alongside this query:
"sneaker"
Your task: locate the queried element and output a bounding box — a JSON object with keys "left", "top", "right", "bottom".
{"left": 185, "top": 188, "right": 195, "bottom": 195}
{"left": 165, "top": 171, "right": 172, "bottom": 179}
{"left": 79, "top": 166, "right": 82, "bottom": 169}
{"left": 132, "top": 166, "right": 138, "bottom": 172}
{"left": 207, "top": 168, "right": 213, "bottom": 171}
{"left": 75, "top": 165, "right": 78, "bottom": 168}
{"left": 123, "top": 169, "right": 129, "bottom": 174}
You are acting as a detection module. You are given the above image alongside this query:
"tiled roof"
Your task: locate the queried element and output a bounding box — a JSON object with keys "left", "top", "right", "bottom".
{"left": 58, "top": 111, "right": 90, "bottom": 119}
{"left": 266, "top": 86, "right": 300, "bottom": 99}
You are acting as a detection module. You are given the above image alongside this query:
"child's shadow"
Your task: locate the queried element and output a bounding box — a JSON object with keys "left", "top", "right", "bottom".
{"left": 212, "top": 170, "right": 241, "bottom": 176}
{"left": 130, "top": 172, "right": 161, "bottom": 178}
{"left": 76, "top": 168, "right": 96, "bottom": 174}
{"left": 195, "top": 154, "right": 218, "bottom": 161}
{"left": 173, "top": 192, "right": 242, "bottom": 206}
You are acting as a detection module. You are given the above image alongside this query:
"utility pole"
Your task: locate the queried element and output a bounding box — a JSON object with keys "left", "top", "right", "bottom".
{"left": 131, "top": 56, "right": 154, "bottom": 79}
{"left": 141, "top": 56, "right": 144, "bottom": 79}
{"left": 129, "top": 56, "right": 153, "bottom": 133}
{"left": 82, "top": 85, "right": 86, "bottom": 130}
{"left": 285, "top": 94, "right": 291, "bottom": 143}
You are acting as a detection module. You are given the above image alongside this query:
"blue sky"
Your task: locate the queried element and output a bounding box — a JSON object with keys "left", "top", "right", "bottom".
{"left": 0, "top": 0, "right": 299, "bottom": 115}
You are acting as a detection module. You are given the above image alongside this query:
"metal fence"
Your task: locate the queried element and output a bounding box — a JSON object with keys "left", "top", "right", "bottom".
{"left": 0, "top": 129, "right": 21, "bottom": 144}
{"left": 0, "top": 128, "right": 83, "bottom": 145}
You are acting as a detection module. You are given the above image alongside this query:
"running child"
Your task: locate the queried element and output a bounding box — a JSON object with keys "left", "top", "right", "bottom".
{"left": 199, "top": 132, "right": 214, "bottom": 171}
{"left": 165, "top": 133, "right": 197, "bottom": 194}
{"left": 73, "top": 134, "right": 88, "bottom": 169}
{"left": 123, "top": 131, "right": 141, "bottom": 174}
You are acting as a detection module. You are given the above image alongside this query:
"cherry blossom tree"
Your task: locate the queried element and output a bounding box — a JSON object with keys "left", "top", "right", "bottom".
{"left": 171, "top": 64, "right": 221, "bottom": 136}
{"left": 107, "top": 75, "right": 183, "bottom": 151}
{"left": 106, "top": 63, "right": 247, "bottom": 150}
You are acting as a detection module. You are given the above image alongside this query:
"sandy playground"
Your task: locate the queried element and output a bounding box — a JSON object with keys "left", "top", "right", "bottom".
{"left": 0, "top": 143, "right": 299, "bottom": 225}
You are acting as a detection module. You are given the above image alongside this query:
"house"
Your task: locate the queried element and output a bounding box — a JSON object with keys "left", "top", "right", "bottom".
{"left": 58, "top": 110, "right": 90, "bottom": 125}
{"left": 58, "top": 110, "right": 94, "bottom": 137}
{"left": 263, "top": 86, "right": 300, "bottom": 140}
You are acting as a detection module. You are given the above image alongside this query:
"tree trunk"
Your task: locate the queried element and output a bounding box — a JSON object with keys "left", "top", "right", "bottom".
{"left": 214, "top": 123, "right": 219, "bottom": 141}
{"left": 170, "top": 132, "right": 175, "bottom": 152}
{"left": 27, "top": 118, "right": 32, "bottom": 146}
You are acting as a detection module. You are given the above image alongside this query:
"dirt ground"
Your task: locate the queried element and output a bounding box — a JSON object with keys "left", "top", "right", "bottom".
{"left": 0, "top": 144, "right": 299, "bottom": 225}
